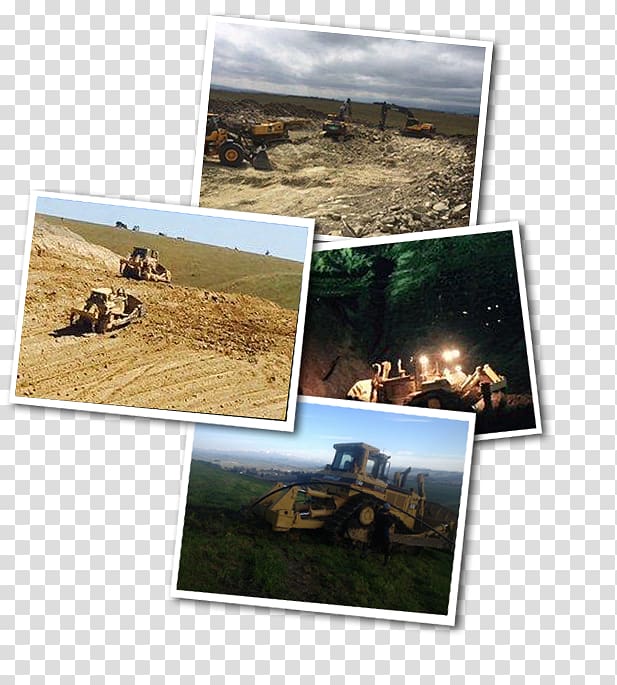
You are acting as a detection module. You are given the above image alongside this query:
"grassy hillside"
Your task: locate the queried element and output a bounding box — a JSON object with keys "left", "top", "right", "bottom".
{"left": 39, "top": 214, "right": 304, "bottom": 310}
{"left": 210, "top": 88, "right": 480, "bottom": 137}
{"left": 177, "top": 460, "right": 455, "bottom": 616}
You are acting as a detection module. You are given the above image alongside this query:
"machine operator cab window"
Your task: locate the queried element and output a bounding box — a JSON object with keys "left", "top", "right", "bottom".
{"left": 366, "top": 452, "right": 390, "bottom": 481}
{"left": 330, "top": 446, "right": 361, "bottom": 474}
{"left": 329, "top": 443, "right": 391, "bottom": 481}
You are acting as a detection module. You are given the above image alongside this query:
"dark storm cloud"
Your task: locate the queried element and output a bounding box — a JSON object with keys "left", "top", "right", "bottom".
{"left": 209, "top": 23, "right": 488, "bottom": 114}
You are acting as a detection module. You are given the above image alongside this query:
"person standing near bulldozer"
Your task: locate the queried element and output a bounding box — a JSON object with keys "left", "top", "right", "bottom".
{"left": 373, "top": 502, "right": 397, "bottom": 565}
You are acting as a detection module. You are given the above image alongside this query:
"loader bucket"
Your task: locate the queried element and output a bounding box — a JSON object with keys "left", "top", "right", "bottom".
{"left": 251, "top": 149, "right": 273, "bottom": 171}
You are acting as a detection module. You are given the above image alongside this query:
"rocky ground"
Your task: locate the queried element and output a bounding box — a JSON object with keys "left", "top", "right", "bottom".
{"left": 15, "top": 218, "right": 299, "bottom": 421}
{"left": 200, "top": 98, "right": 477, "bottom": 237}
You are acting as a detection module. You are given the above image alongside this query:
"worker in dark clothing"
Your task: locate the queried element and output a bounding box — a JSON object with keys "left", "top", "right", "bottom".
{"left": 373, "top": 502, "right": 397, "bottom": 565}
{"left": 379, "top": 101, "right": 388, "bottom": 131}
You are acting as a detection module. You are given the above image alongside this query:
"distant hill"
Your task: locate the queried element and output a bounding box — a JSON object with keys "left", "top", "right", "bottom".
{"left": 209, "top": 88, "right": 480, "bottom": 136}
{"left": 38, "top": 214, "right": 305, "bottom": 310}
{"left": 177, "top": 460, "right": 455, "bottom": 616}
{"left": 193, "top": 453, "right": 463, "bottom": 510}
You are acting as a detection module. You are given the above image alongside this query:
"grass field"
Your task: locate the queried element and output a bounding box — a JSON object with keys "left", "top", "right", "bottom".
{"left": 210, "top": 88, "right": 480, "bottom": 137}
{"left": 41, "top": 214, "right": 305, "bottom": 310}
{"left": 177, "top": 460, "right": 455, "bottom": 616}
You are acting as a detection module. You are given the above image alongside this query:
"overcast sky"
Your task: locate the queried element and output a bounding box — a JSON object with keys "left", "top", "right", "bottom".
{"left": 210, "top": 22, "right": 487, "bottom": 114}
{"left": 193, "top": 400, "right": 472, "bottom": 472}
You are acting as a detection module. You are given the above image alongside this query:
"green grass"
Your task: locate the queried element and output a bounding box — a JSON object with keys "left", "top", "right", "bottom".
{"left": 420, "top": 480, "right": 462, "bottom": 511}
{"left": 177, "top": 460, "right": 454, "bottom": 616}
{"left": 39, "top": 213, "right": 304, "bottom": 310}
{"left": 210, "top": 88, "right": 480, "bottom": 137}
{"left": 187, "top": 459, "right": 273, "bottom": 509}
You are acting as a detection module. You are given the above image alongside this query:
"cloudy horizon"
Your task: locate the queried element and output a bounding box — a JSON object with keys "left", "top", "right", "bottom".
{"left": 209, "top": 23, "right": 488, "bottom": 115}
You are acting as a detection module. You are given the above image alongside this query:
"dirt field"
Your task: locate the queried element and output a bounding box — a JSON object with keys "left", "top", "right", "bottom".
{"left": 200, "top": 94, "right": 478, "bottom": 237}
{"left": 15, "top": 218, "right": 300, "bottom": 421}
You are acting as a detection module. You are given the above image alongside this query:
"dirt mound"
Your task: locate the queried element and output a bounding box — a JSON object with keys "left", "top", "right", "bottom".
{"left": 200, "top": 101, "right": 476, "bottom": 236}
{"left": 32, "top": 218, "right": 120, "bottom": 273}
{"left": 209, "top": 97, "right": 325, "bottom": 122}
{"left": 15, "top": 218, "right": 299, "bottom": 420}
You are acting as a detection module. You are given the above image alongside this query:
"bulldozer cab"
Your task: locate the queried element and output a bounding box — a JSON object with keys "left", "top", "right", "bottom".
{"left": 130, "top": 247, "right": 151, "bottom": 260}
{"left": 329, "top": 442, "right": 390, "bottom": 482}
{"left": 88, "top": 287, "right": 113, "bottom": 308}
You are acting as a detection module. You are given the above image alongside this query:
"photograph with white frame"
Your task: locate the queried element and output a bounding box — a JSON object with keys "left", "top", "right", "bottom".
{"left": 299, "top": 222, "right": 541, "bottom": 441}
{"left": 171, "top": 396, "right": 476, "bottom": 626}
{"left": 192, "top": 16, "right": 493, "bottom": 239}
{"left": 11, "top": 191, "right": 314, "bottom": 431}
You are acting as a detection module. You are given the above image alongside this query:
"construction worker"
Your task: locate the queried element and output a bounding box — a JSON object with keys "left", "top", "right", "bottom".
{"left": 379, "top": 101, "right": 388, "bottom": 130}
{"left": 373, "top": 502, "right": 397, "bottom": 565}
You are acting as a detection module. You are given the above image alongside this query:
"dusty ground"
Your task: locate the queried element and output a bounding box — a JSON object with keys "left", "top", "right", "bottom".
{"left": 15, "top": 219, "right": 299, "bottom": 421}
{"left": 200, "top": 98, "right": 477, "bottom": 237}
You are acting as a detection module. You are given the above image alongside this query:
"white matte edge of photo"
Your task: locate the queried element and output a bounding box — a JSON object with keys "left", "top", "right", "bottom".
{"left": 189, "top": 14, "right": 494, "bottom": 239}
{"left": 10, "top": 190, "right": 315, "bottom": 433}
{"left": 312, "top": 221, "right": 543, "bottom": 442}
{"left": 169, "top": 395, "right": 476, "bottom": 627}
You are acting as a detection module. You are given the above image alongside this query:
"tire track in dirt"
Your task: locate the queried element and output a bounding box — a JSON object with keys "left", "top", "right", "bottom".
{"left": 16, "top": 221, "right": 299, "bottom": 421}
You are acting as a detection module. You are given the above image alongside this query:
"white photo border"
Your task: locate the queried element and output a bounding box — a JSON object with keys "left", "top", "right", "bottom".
{"left": 310, "top": 221, "right": 543, "bottom": 441}
{"left": 10, "top": 190, "right": 315, "bottom": 433}
{"left": 190, "top": 15, "right": 494, "bottom": 241}
{"left": 170, "top": 395, "right": 476, "bottom": 626}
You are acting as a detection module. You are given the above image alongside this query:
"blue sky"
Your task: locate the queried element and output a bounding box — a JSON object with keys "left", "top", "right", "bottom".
{"left": 193, "top": 401, "right": 471, "bottom": 472}
{"left": 36, "top": 196, "right": 310, "bottom": 262}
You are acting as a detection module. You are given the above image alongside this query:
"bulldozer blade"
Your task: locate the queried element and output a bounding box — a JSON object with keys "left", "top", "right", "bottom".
{"left": 251, "top": 150, "right": 272, "bottom": 171}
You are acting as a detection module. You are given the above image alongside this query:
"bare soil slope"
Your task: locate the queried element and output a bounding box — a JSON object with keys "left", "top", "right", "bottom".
{"left": 16, "top": 219, "right": 299, "bottom": 420}
{"left": 201, "top": 97, "right": 477, "bottom": 237}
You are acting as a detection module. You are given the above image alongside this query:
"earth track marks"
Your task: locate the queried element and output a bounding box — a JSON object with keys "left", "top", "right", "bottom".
{"left": 16, "top": 219, "right": 299, "bottom": 421}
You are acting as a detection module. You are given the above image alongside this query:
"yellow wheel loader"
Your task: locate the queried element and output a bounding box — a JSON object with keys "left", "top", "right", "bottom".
{"left": 204, "top": 113, "right": 274, "bottom": 171}
{"left": 252, "top": 442, "right": 455, "bottom": 551}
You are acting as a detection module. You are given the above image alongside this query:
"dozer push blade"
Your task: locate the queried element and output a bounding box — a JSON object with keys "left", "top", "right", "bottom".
{"left": 251, "top": 149, "right": 273, "bottom": 171}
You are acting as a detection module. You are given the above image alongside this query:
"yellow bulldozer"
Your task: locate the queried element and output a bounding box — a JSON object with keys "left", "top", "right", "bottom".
{"left": 347, "top": 350, "right": 507, "bottom": 413}
{"left": 69, "top": 287, "right": 145, "bottom": 334}
{"left": 119, "top": 247, "right": 171, "bottom": 283}
{"left": 252, "top": 442, "right": 455, "bottom": 551}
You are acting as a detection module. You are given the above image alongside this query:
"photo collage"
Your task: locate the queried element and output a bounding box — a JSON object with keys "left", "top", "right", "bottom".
{"left": 11, "top": 16, "right": 541, "bottom": 626}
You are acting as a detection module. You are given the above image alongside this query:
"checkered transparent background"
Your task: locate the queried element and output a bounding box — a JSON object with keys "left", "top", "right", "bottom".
{"left": 2, "top": 2, "right": 617, "bottom": 682}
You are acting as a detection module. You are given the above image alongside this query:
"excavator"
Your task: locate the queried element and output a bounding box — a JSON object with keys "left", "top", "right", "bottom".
{"left": 321, "top": 98, "right": 353, "bottom": 140}
{"left": 252, "top": 442, "right": 456, "bottom": 551}
{"left": 375, "top": 101, "right": 437, "bottom": 138}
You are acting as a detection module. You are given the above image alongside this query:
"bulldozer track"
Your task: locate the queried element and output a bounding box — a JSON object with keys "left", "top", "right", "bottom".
{"left": 322, "top": 494, "right": 378, "bottom": 541}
